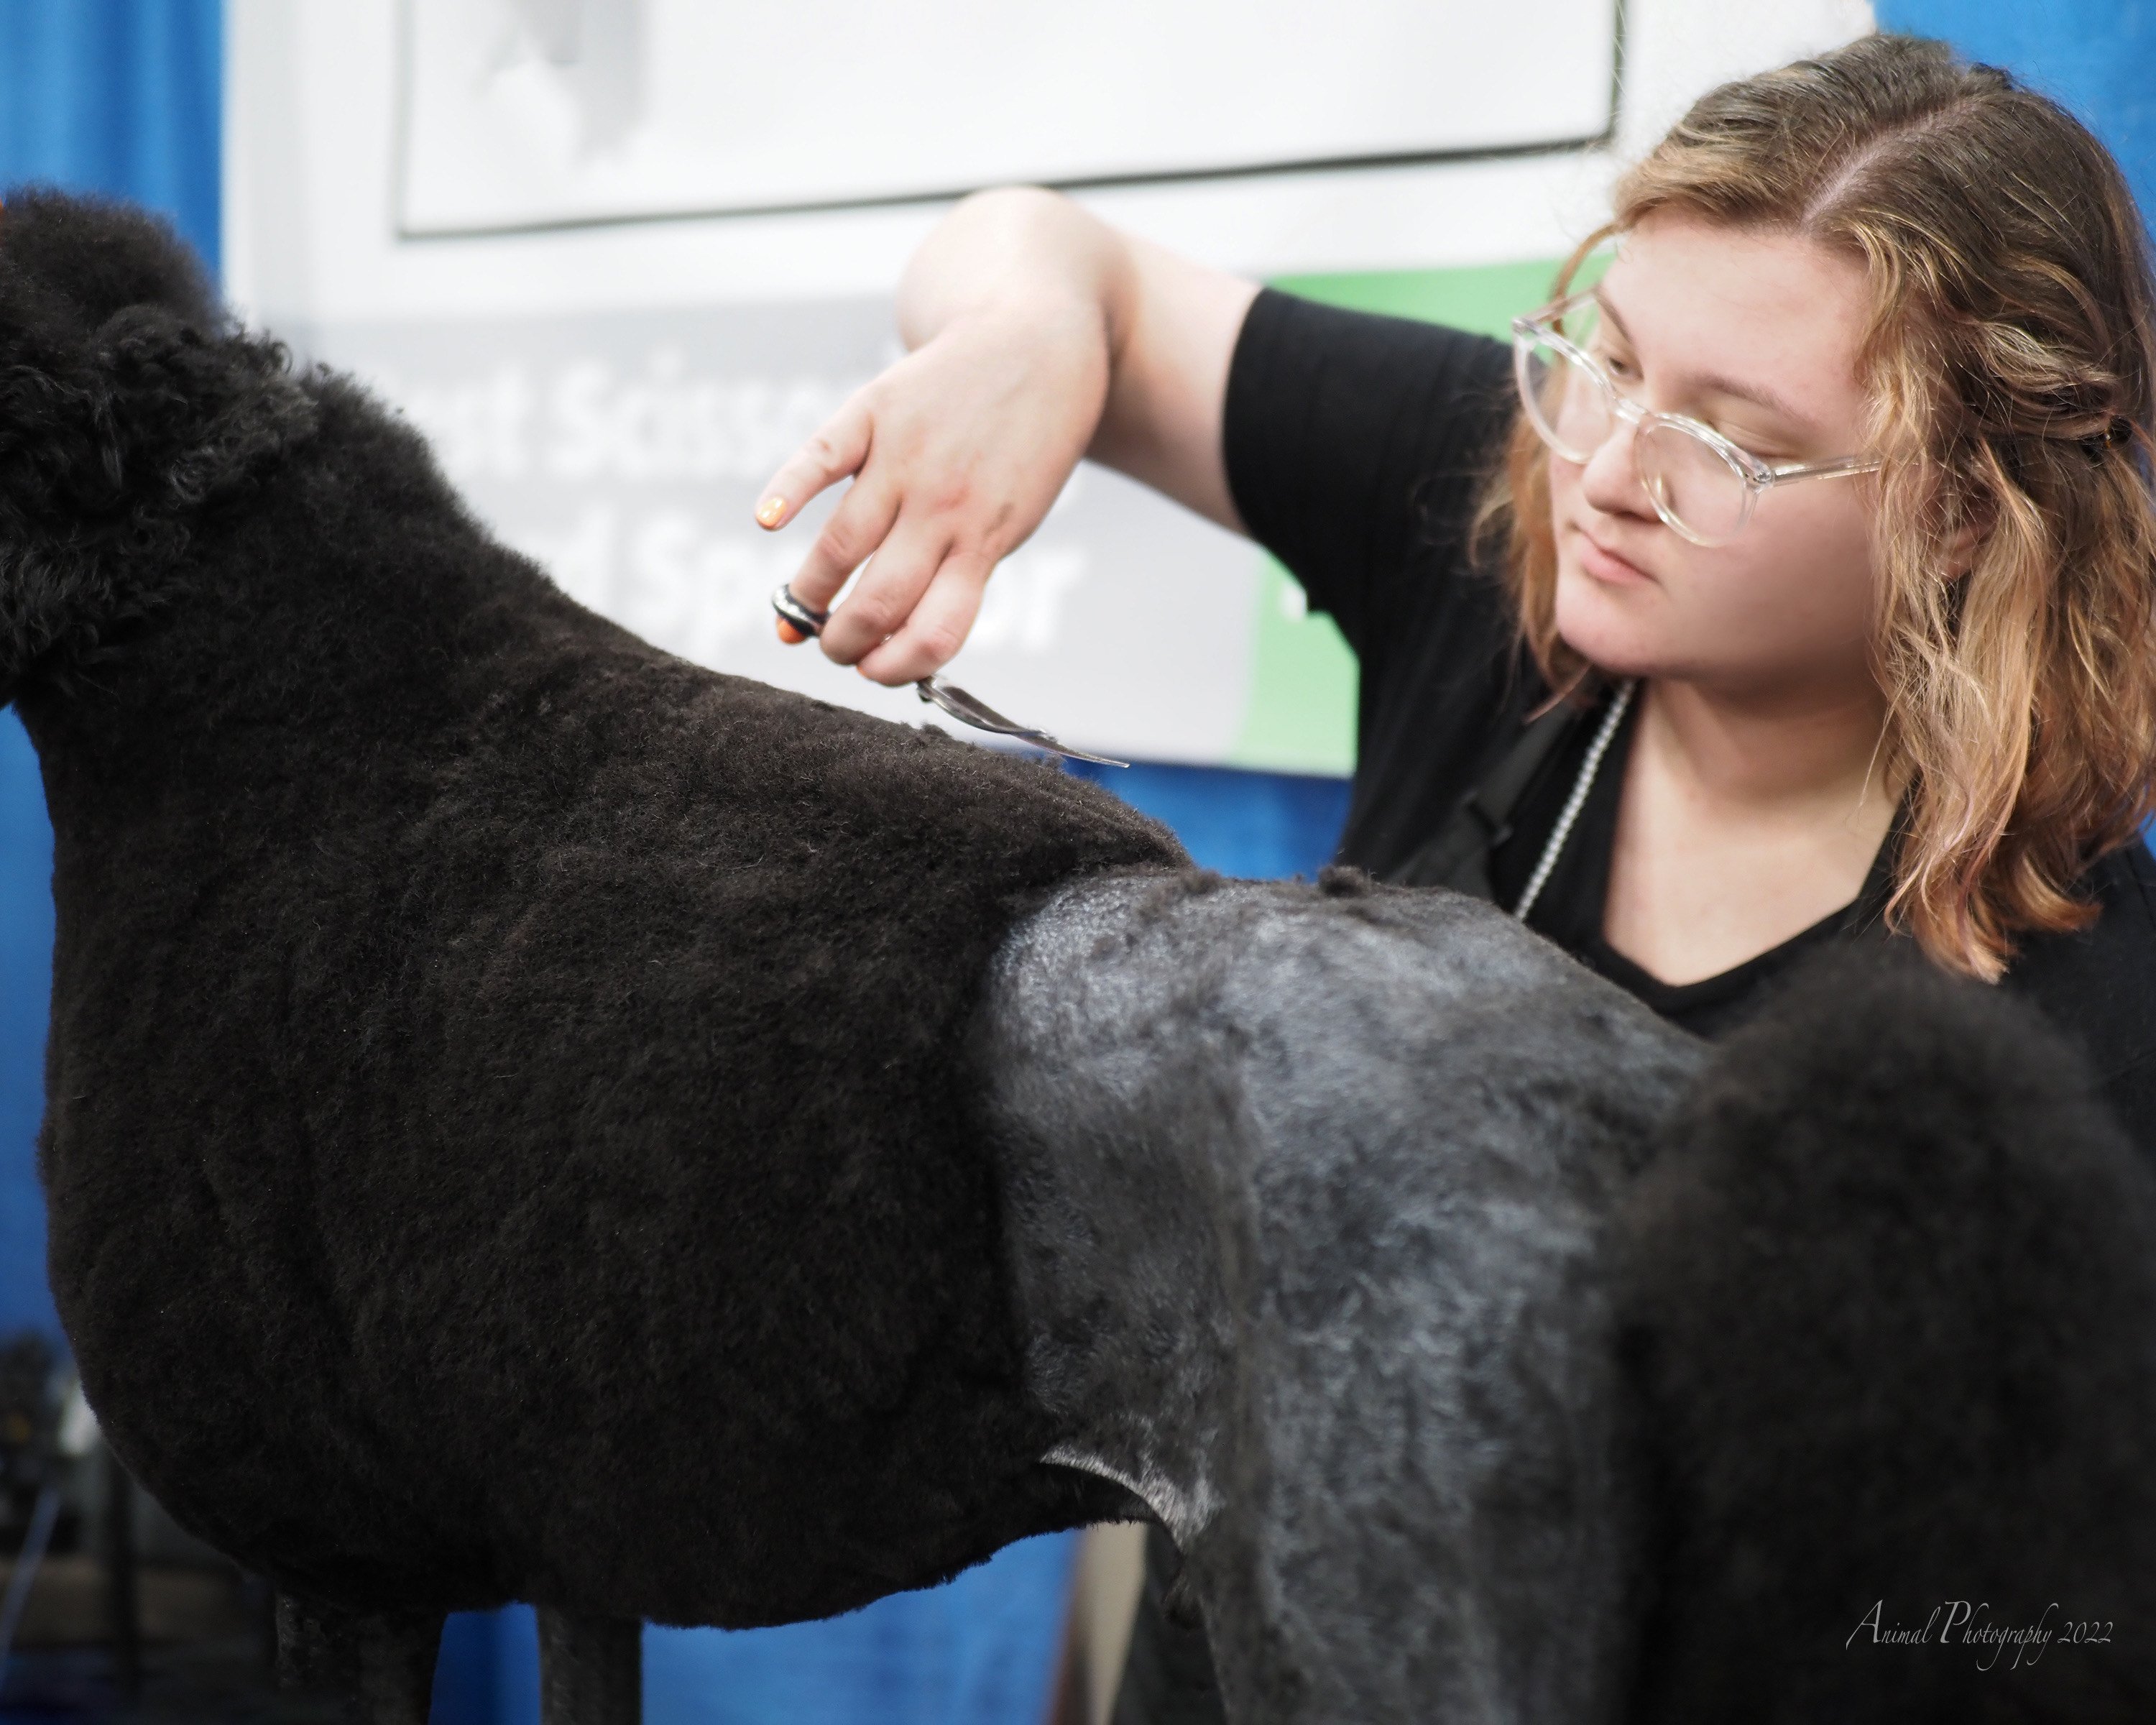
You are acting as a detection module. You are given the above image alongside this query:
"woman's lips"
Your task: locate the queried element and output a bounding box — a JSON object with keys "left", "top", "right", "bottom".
{"left": 1574, "top": 527, "right": 1656, "bottom": 586}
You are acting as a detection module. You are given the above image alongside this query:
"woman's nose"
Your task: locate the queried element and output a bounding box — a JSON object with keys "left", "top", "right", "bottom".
{"left": 1577, "top": 418, "right": 1657, "bottom": 521}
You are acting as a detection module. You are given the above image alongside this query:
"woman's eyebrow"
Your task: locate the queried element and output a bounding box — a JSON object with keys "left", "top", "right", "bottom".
{"left": 1594, "top": 287, "right": 1823, "bottom": 436}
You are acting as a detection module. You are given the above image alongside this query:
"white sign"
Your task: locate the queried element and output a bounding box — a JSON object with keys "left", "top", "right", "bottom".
{"left": 397, "top": 0, "right": 1619, "bottom": 234}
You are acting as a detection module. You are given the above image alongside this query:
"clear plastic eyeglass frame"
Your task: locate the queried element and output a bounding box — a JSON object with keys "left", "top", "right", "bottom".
{"left": 1511, "top": 289, "right": 1883, "bottom": 546}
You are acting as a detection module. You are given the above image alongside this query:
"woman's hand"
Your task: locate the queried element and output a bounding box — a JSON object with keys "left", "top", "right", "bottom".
{"left": 755, "top": 293, "right": 1111, "bottom": 686}
{"left": 754, "top": 185, "right": 1258, "bottom": 686}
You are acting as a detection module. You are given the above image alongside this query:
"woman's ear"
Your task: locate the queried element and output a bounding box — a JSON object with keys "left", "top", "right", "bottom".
{"left": 1932, "top": 478, "right": 1993, "bottom": 582}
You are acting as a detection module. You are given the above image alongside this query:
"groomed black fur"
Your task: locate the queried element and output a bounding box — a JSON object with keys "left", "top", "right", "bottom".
{"left": 1617, "top": 953, "right": 2156, "bottom": 1722}
{"left": 976, "top": 872, "right": 1702, "bottom": 1724}
{"left": 9, "top": 190, "right": 1184, "bottom": 1624}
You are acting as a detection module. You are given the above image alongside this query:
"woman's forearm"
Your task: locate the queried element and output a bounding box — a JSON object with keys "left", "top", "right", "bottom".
{"left": 896, "top": 185, "right": 1253, "bottom": 524}
{"left": 895, "top": 185, "right": 1137, "bottom": 372}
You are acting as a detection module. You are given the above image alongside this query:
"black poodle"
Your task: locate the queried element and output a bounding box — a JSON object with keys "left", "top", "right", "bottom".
{"left": 4, "top": 189, "right": 2152, "bottom": 1724}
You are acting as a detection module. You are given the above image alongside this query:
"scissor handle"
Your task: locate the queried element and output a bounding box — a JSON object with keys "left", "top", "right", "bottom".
{"left": 770, "top": 584, "right": 830, "bottom": 643}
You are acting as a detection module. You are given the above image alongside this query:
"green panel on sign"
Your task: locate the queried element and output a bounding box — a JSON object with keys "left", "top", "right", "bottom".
{"left": 1268, "top": 257, "right": 1574, "bottom": 338}
{"left": 1230, "top": 556, "right": 1360, "bottom": 775}
{"left": 1226, "top": 258, "right": 1571, "bottom": 775}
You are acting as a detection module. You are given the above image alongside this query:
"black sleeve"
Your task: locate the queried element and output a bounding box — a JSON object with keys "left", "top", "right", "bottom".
{"left": 1221, "top": 287, "right": 1516, "bottom": 670}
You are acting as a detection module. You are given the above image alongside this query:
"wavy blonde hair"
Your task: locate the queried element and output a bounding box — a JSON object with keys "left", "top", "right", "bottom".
{"left": 1481, "top": 33, "right": 2156, "bottom": 978}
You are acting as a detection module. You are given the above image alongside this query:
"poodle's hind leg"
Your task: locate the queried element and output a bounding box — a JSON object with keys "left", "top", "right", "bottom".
{"left": 537, "top": 1607, "right": 642, "bottom": 1725}
{"left": 273, "top": 1593, "right": 443, "bottom": 1724}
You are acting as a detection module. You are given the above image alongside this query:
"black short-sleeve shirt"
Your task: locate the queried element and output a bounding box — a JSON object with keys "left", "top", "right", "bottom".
{"left": 1222, "top": 285, "right": 2156, "bottom": 1156}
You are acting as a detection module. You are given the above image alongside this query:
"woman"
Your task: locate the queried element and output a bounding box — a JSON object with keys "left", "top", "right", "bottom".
{"left": 755, "top": 32, "right": 2156, "bottom": 1717}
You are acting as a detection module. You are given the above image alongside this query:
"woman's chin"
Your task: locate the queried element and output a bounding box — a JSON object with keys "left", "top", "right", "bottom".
{"left": 1552, "top": 565, "right": 1669, "bottom": 679}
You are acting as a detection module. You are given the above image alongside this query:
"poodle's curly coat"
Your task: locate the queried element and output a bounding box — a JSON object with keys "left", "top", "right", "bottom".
{"left": 5, "top": 188, "right": 1182, "bottom": 1627}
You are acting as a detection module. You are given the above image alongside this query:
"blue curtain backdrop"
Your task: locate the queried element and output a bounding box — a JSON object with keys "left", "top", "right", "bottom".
{"left": 0, "top": 0, "right": 221, "bottom": 1343}
{"left": 1876, "top": 0, "right": 2156, "bottom": 210}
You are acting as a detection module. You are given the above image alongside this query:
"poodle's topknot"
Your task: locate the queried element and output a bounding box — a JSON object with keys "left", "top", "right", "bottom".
{"left": 0, "top": 185, "right": 221, "bottom": 336}
{"left": 0, "top": 188, "right": 315, "bottom": 705}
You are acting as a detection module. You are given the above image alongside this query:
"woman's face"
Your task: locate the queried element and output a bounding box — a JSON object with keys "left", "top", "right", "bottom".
{"left": 1547, "top": 212, "right": 1882, "bottom": 699}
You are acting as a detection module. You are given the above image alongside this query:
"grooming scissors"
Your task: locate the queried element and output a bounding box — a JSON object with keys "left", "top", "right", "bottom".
{"left": 770, "top": 584, "right": 1128, "bottom": 768}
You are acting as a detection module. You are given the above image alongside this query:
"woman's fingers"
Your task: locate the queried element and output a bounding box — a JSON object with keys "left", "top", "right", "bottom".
{"left": 786, "top": 479, "right": 901, "bottom": 616}
{"left": 854, "top": 550, "right": 993, "bottom": 685}
{"left": 819, "top": 515, "right": 954, "bottom": 669}
{"left": 751, "top": 308, "right": 1103, "bottom": 666}
{"left": 755, "top": 392, "right": 874, "bottom": 533}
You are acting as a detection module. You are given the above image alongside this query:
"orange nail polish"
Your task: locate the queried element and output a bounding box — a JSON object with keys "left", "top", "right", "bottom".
{"left": 756, "top": 497, "right": 787, "bottom": 528}
{"left": 775, "top": 617, "right": 806, "bottom": 645}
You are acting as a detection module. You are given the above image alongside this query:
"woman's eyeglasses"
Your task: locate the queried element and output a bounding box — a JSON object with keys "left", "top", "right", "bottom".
{"left": 1511, "top": 290, "right": 1881, "bottom": 546}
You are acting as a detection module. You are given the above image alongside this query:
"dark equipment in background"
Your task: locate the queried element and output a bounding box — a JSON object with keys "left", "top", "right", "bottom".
{"left": 0, "top": 1332, "right": 73, "bottom": 1696}
{"left": 0, "top": 1330, "right": 295, "bottom": 1720}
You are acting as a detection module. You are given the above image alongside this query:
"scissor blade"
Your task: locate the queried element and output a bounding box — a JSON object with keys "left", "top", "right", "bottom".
{"left": 770, "top": 586, "right": 1125, "bottom": 766}
{"left": 917, "top": 679, "right": 1128, "bottom": 768}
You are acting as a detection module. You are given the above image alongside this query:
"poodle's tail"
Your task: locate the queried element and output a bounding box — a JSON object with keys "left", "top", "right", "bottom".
{"left": 1616, "top": 950, "right": 2156, "bottom": 1724}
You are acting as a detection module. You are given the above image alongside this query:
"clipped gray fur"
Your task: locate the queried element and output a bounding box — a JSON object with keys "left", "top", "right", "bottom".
{"left": 974, "top": 869, "right": 1703, "bottom": 1725}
